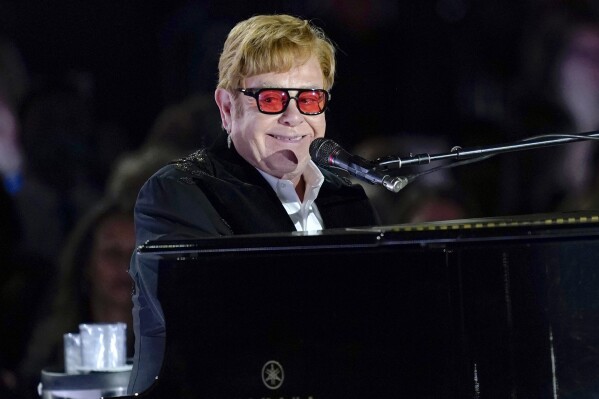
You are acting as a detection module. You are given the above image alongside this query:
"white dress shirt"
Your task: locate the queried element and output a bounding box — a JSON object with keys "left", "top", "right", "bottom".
{"left": 257, "top": 161, "right": 325, "bottom": 232}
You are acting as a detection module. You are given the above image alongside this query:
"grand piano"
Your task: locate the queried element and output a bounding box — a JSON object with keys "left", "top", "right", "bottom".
{"left": 115, "top": 211, "right": 599, "bottom": 399}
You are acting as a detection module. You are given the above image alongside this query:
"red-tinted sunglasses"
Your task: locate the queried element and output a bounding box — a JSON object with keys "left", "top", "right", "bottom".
{"left": 238, "top": 88, "right": 330, "bottom": 115}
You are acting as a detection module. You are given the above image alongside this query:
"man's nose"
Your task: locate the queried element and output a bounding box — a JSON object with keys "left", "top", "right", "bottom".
{"left": 278, "top": 97, "right": 304, "bottom": 125}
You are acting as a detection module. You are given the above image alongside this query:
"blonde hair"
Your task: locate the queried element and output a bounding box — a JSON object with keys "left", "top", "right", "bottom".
{"left": 217, "top": 14, "right": 336, "bottom": 91}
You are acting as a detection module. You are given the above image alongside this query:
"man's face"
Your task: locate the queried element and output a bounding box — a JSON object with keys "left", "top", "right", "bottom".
{"left": 89, "top": 214, "right": 135, "bottom": 309}
{"left": 220, "top": 56, "right": 327, "bottom": 184}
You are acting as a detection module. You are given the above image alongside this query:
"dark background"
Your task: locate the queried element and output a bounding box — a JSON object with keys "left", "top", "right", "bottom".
{"left": 1, "top": 0, "right": 597, "bottom": 219}
{"left": 0, "top": 0, "right": 529, "bottom": 147}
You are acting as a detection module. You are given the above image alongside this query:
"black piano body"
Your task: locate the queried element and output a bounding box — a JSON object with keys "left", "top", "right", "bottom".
{"left": 119, "top": 212, "right": 599, "bottom": 398}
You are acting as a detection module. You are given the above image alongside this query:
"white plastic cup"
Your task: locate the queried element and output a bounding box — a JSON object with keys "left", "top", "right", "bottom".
{"left": 63, "top": 333, "right": 82, "bottom": 374}
{"left": 79, "top": 323, "right": 127, "bottom": 370}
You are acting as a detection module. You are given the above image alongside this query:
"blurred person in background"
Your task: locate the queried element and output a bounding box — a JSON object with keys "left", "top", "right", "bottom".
{"left": 141, "top": 92, "right": 222, "bottom": 154}
{"left": 16, "top": 78, "right": 103, "bottom": 264}
{"left": 15, "top": 140, "right": 143, "bottom": 397}
{"left": 104, "top": 91, "right": 222, "bottom": 210}
{"left": 15, "top": 143, "right": 178, "bottom": 399}
{"left": 504, "top": 3, "right": 599, "bottom": 214}
{"left": 0, "top": 35, "right": 27, "bottom": 213}
{"left": 16, "top": 199, "right": 135, "bottom": 399}
{"left": 0, "top": 93, "right": 23, "bottom": 196}
{"left": 0, "top": 37, "right": 51, "bottom": 399}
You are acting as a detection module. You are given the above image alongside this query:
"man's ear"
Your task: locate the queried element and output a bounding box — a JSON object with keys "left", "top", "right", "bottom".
{"left": 215, "top": 88, "right": 233, "bottom": 132}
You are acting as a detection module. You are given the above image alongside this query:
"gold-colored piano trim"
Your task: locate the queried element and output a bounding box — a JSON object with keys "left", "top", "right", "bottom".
{"left": 383, "top": 212, "right": 599, "bottom": 233}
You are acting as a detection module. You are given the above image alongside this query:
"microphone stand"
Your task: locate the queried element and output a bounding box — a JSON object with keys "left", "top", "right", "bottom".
{"left": 376, "top": 129, "right": 599, "bottom": 169}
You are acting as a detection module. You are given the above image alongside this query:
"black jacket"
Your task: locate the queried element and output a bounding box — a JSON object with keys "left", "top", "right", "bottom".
{"left": 134, "top": 134, "right": 378, "bottom": 242}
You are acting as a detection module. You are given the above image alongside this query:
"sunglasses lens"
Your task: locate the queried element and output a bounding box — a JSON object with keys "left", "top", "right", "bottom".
{"left": 297, "top": 90, "right": 327, "bottom": 114}
{"left": 257, "top": 90, "right": 289, "bottom": 113}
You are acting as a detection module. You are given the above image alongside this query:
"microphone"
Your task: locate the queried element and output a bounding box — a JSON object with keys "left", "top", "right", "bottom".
{"left": 310, "top": 138, "right": 408, "bottom": 193}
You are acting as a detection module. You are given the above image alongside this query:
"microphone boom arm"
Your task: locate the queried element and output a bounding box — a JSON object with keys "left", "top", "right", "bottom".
{"left": 377, "top": 129, "right": 599, "bottom": 169}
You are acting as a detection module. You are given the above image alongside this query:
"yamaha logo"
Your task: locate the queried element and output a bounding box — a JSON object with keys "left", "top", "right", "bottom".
{"left": 262, "top": 360, "right": 284, "bottom": 390}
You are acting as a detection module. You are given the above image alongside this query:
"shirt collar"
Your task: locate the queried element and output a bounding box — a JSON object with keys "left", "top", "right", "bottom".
{"left": 257, "top": 161, "right": 324, "bottom": 202}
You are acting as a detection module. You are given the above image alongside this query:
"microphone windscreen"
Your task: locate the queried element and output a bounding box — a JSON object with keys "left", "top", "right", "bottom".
{"left": 309, "top": 138, "right": 339, "bottom": 166}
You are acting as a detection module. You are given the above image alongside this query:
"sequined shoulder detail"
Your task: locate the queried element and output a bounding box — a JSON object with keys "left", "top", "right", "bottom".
{"left": 171, "top": 149, "right": 212, "bottom": 183}
{"left": 340, "top": 176, "right": 353, "bottom": 186}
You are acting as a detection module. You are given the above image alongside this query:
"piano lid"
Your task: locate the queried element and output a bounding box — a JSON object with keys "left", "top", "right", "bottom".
{"left": 137, "top": 210, "right": 599, "bottom": 255}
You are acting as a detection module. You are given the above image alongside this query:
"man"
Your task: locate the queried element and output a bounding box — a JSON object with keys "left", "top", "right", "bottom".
{"left": 128, "top": 14, "right": 379, "bottom": 394}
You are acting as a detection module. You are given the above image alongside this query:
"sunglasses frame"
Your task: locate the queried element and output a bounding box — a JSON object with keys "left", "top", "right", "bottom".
{"left": 237, "top": 88, "right": 331, "bottom": 115}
